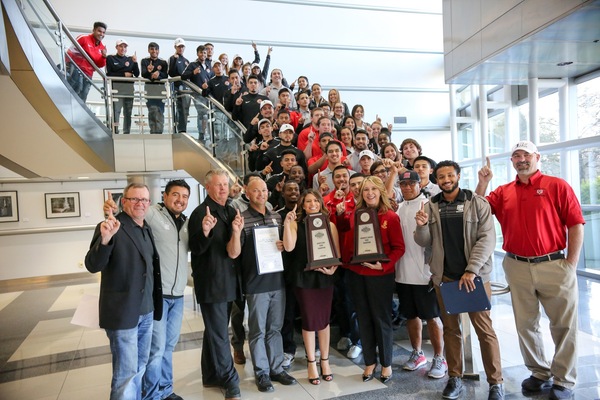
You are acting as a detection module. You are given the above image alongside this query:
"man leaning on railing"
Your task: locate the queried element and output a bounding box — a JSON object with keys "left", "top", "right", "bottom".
{"left": 66, "top": 21, "right": 107, "bottom": 101}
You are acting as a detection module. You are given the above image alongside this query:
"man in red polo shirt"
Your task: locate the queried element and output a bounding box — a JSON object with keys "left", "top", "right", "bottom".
{"left": 66, "top": 22, "right": 107, "bottom": 101}
{"left": 476, "top": 140, "right": 584, "bottom": 400}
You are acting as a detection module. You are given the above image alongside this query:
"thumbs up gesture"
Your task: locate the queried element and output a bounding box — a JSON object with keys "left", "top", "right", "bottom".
{"left": 415, "top": 201, "right": 429, "bottom": 226}
{"left": 202, "top": 207, "right": 218, "bottom": 237}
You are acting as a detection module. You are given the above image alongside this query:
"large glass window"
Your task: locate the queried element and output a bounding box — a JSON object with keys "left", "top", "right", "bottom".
{"left": 540, "top": 152, "right": 561, "bottom": 177}
{"left": 579, "top": 147, "right": 600, "bottom": 206}
{"left": 577, "top": 77, "right": 600, "bottom": 138}
{"left": 538, "top": 92, "right": 560, "bottom": 144}
{"left": 518, "top": 103, "right": 529, "bottom": 140}
{"left": 487, "top": 111, "right": 506, "bottom": 154}
{"left": 583, "top": 210, "right": 600, "bottom": 272}
{"left": 457, "top": 123, "right": 474, "bottom": 160}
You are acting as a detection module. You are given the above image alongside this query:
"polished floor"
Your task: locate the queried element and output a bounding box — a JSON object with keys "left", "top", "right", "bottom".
{"left": 1, "top": 260, "right": 599, "bottom": 400}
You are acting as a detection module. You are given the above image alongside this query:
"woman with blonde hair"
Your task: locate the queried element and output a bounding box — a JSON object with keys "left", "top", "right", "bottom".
{"left": 218, "top": 53, "right": 230, "bottom": 74}
{"left": 283, "top": 189, "right": 339, "bottom": 386}
{"left": 328, "top": 89, "right": 350, "bottom": 116}
{"left": 337, "top": 176, "right": 405, "bottom": 384}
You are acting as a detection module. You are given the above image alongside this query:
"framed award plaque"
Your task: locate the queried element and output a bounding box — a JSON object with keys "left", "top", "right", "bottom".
{"left": 305, "top": 212, "right": 341, "bottom": 270}
{"left": 350, "top": 208, "right": 390, "bottom": 264}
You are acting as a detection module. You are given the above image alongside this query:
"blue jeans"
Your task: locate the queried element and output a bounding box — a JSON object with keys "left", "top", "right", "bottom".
{"left": 105, "top": 312, "right": 154, "bottom": 400}
{"left": 142, "top": 297, "right": 184, "bottom": 400}
{"left": 67, "top": 63, "right": 92, "bottom": 101}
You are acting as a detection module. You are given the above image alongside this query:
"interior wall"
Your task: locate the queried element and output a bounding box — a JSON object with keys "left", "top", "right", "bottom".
{"left": 0, "top": 178, "right": 200, "bottom": 280}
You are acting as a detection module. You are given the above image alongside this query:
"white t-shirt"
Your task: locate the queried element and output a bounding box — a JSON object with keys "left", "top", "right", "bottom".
{"left": 395, "top": 193, "right": 432, "bottom": 285}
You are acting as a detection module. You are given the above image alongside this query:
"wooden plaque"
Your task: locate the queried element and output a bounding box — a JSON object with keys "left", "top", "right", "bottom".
{"left": 305, "top": 213, "right": 341, "bottom": 270}
{"left": 350, "top": 208, "right": 390, "bottom": 264}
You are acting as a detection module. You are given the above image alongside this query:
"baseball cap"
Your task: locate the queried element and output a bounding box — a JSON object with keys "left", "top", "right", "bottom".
{"left": 174, "top": 38, "right": 185, "bottom": 47}
{"left": 279, "top": 124, "right": 294, "bottom": 133}
{"left": 212, "top": 58, "right": 223, "bottom": 65}
{"left": 251, "top": 63, "right": 260, "bottom": 69}
{"left": 260, "top": 100, "right": 274, "bottom": 109}
{"left": 115, "top": 39, "right": 128, "bottom": 46}
{"left": 258, "top": 118, "right": 272, "bottom": 127}
{"left": 398, "top": 170, "right": 421, "bottom": 182}
{"left": 359, "top": 150, "right": 375, "bottom": 160}
{"left": 511, "top": 140, "right": 538, "bottom": 154}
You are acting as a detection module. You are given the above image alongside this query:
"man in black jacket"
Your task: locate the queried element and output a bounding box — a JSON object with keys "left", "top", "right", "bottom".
{"left": 232, "top": 75, "right": 268, "bottom": 130}
{"left": 188, "top": 169, "right": 244, "bottom": 400}
{"left": 168, "top": 38, "right": 190, "bottom": 133}
{"left": 106, "top": 39, "right": 139, "bottom": 134}
{"left": 141, "top": 42, "right": 168, "bottom": 133}
{"left": 85, "top": 183, "right": 162, "bottom": 400}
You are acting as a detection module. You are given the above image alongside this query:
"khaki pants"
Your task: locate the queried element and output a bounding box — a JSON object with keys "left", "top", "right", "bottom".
{"left": 435, "top": 279, "right": 503, "bottom": 384}
{"left": 503, "top": 256, "right": 578, "bottom": 388}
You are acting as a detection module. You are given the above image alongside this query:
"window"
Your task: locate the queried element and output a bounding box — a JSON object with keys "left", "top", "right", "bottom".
{"left": 577, "top": 77, "right": 600, "bottom": 139}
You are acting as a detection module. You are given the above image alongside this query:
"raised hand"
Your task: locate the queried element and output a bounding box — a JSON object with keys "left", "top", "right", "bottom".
{"left": 202, "top": 207, "right": 217, "bottom": 237}
{"left": 103, "top": 191, "right": 119, "bottom": 216}
{"left": 275, "top": 175, "right": 286, "bottom": 192}
{"left": 319, "top": 182, "right": 330, "bottom": 196}
{"left": 334, "top": 189, "right": 345, "bottom": 200}
{"left": 231, "top": 209, "right": 244, "bottom": 234}
{"left": 285, "top": 204, "right": 297, "bottom": 223}
{"left": 262, "top": 161, "right": 273, "bottom": 176}
{"left": 147, "top": 61, "right": 154, "bottom": 72}
{"left": 415, "top": 200, "right": 429, "bottom": 226}
{"left": 100, "top": 208, "right": 120, "bottom": 245}
{"left": 317, "top": 170, "right": 326, "bottom": 185}
{"left": 478, "top": 156, "right": 493, "bottom": 183}
{"left": 132, "top": 52, "right": 137, "bottom": 63}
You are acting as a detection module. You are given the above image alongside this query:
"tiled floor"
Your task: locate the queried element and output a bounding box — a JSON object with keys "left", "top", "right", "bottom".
{"left": 1, "top": 259, "right": 599, "bottom": 400}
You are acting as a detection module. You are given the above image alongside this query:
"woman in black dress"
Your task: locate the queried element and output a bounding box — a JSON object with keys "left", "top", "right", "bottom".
{"left": 282, "top": 189, "right": 340, "bottom": 385}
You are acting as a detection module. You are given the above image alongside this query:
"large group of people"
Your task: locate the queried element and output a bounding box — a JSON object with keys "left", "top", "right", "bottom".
{"left": 80, "top": 22, "right": 584, "bottom": 400}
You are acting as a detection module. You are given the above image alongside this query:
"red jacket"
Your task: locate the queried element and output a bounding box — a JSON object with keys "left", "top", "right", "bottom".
{"left": 337, "top": 208, "right": 405, "bottom": 276}
{"left": 67, "top": 34, "right": 106, "bottom": 77}
{"left": 325, "top": 192, "right": 356, "bottom": 264}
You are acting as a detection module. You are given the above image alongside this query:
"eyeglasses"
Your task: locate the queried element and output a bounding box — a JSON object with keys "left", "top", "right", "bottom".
{"left": 373, "top": 169, "right": 388, "bottom": 175}
{"left": 124, "top": 197, "right": 150, "bottom": 204}
{"left": 399, "top": 181, "right": 418, "bottom": 187}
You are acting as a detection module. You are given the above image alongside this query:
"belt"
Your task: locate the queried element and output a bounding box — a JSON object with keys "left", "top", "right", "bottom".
{"left": 505, "top": 251, "right": 564, "bottom": 264}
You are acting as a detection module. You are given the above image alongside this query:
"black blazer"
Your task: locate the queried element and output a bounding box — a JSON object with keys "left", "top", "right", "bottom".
{"left": 85, "top": 212, "right": 163, "bottom": 330}
{"left": 188, "top": 196, "right": 240, "bottom": 303}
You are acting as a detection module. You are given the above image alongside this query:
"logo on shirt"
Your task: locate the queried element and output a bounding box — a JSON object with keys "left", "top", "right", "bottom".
{"left": 381, "top": 220, "right": 388, "bottom": 229}
{"left": 456, "top": 205, "right": 464, "bottom": 213}
{"left": 125, "top": 61, "right": 130, "bottom": 67}
{"left": 536, "top": 188, "right": 546, "bottom": 196}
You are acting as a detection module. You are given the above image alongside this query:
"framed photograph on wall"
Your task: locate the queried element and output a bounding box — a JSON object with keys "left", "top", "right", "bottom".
{"left": 103, "top": 188, "right": 124, "bottom": 214}
{"left": 0, "top": 191, "right": 19, "bottom": 223}
{"left": 45, "top": 192, "right": 80, "bottom": 219}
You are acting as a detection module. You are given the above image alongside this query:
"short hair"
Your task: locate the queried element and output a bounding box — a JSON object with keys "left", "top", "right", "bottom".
{"left": 333, "top": 165, "right": 349, "bottom": 174}
{"left": 196, "top": 45, "right": 206, "bottom": 53}
{"left": 414, "top": 155, "right": 435, "bottom": 169}
{"left": 354, "top": 129, "right": 369, "bottom": 139}
{"left": 325, "top": 140, "right": 343, "bottom": 153}
{"left": 370, "top": 160, "right": 386, "bottom": 175}
{"left": 204, "top": 42, "right": 214, "bottom": 48}
{"left": 349, "top": 172, "right": 366, "bottom": 181}
{"left": 280, "top": 149, "right": 297, "bottom": 158}
{"left": 271, "top": 68, "right": 282, "bottom": 78}
{"left": 320, "top": 101, "right": 331, "bottom": 108}
{"left": 282, "top": 180, "right": 299, "bottom": 191}
{"left": 434, "top": 160, "right": 461, "bottom": 176}
{"left": 148, "top": 42, "right": 159, "bottom": 50}
{"left": 123, "top": 182, "right": 149, "bottom": 197}
{"left": 277, "top": 109, "right": 290, "bottom": 117}
{"left": 204, "top": 169, "right": 229, "bottom": 185}
{"left": 247, "top": 74, "right": 259, "bottom": 83}
{"left": 165, "top": 179, "right": 191, "bottom": 194}
{"left": 310, "top": 107, "right": 323, "bottom": 117}
{"left": 318, "top": 116, "right": 332, "bottom": 126}
{"left": 401, "top": 138, "right": 422, "bottom": 154}
{"left": 93, "top": 22, "right": 107, "bottom": 30}
{"left": 243, "top": 172, "right": 263, "bottom": 186}
{"left": 228, "top": 68, "right": 239, "bottom": 76}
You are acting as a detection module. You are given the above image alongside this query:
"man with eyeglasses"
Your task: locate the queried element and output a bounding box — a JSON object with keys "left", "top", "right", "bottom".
{"left": 476, "top": 141, "right": 584, "bottom": 399}
{"left": 86, "top": 183, "right": 162, "bottom": 400}
{"left": 103, "top": 180, "right": 191, "bottom": 400}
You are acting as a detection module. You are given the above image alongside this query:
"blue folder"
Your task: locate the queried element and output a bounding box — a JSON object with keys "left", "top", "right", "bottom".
{"left": 439, "top": 276, "right": 491, "bottom": 314}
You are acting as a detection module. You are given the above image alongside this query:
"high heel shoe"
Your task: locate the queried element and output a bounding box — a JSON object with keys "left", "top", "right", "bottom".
{"left": 320, "top": 357, "right": 333, "bottom": 382}
{"left": 380, "top": 366, "right": 392, "bottom": 383}
{"left": 307, "top": 359, "right": 320, "bottom": 385}
{"left": 362, "top": 364, "right": 376, "bottom": 382}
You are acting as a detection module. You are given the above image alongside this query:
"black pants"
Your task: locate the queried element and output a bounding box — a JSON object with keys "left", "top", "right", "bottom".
{"left": 348, "top": 271, "right": 395, "bottom": 367}
{"left": 199, "top": 301, "right": 240, "bottom": 388}
{"left": 281, "top": 283, "right": 298, "bottom": 354}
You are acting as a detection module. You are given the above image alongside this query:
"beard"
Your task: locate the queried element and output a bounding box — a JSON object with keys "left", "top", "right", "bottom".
{"left": 440, "top": 181, "right": 459, "bottom": 194}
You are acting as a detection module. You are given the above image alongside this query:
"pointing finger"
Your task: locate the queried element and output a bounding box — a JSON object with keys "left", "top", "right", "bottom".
{"left": 206, "top": 207, "right": 212, "bottom": 217}
{"left": 486, "top": 156, "right": 491, "bottom": 168}
{"left": 292, "top": 204, "right": 297, "bottom": 213}
{"left": 421, "top": 201, "right": 425, "bottom": 212}
{"left": 106, "top": 207, "right": 114, "bottom": 218}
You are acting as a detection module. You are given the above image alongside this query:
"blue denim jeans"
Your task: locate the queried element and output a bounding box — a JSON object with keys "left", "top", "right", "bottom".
{"left": 142, "top": 297, "right": 184, "bottom": 400}
{"left": 105, "top": 312, "right": 154, "bottom": 400}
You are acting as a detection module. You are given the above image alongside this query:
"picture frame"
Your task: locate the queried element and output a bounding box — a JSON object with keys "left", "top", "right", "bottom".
{"left": 45, "top": 192, "right": 81, "bottom": 219}
{"left": 0, "top": 191, "right": 19, "bottom": 223}
{"left": 103, "top": 188, "right": 124, "bottom": 214}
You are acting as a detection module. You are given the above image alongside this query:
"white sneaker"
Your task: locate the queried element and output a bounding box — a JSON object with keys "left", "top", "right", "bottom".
{"left": 403, "top": 349, "right": 427, "bottom": 371}
{"left": 282, "top": 352, "right": 295, "bottom": 369}
{"left": 337, "top": 337, "right": 352, "bottom": 351}
{"left": 428, "top": 354, "right": 448, "bottom": 379}
{"left": 347, "top": 345, "right": 362, "bottom": 359}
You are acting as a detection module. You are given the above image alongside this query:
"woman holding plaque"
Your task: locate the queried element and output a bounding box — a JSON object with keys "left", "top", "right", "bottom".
{"left": 283, "top": 189, "right": 340, "bottom": 385}
{"left": 338, "top": 176, "right": 405, "bottom": 383}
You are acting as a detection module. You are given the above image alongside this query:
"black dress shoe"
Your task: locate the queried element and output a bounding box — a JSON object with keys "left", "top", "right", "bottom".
{"left": 442, "top": 376, "right": 463, "bottom": 399}
{"left": 255, "top": 373, "right": 274, "bottom": 392}
{"left": 521, "top": 375, "right": 552, "bottom": 392}
{"left": 271, "top": 370, "right": 298, "bottom": 385}
{"left": 380, "top": 373, "right": 392, "bottom": 383}
{"left": 164, "top": 393, "right": 184, "bottom": 400}
{"left": 549, "top": 384, "right": 573, "bottom": 400}
{"left": 362, "top": 373, "right": 373, "bottom": 382}
{"left": 224, "top": 384, "right": 241, "bottom": 400}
